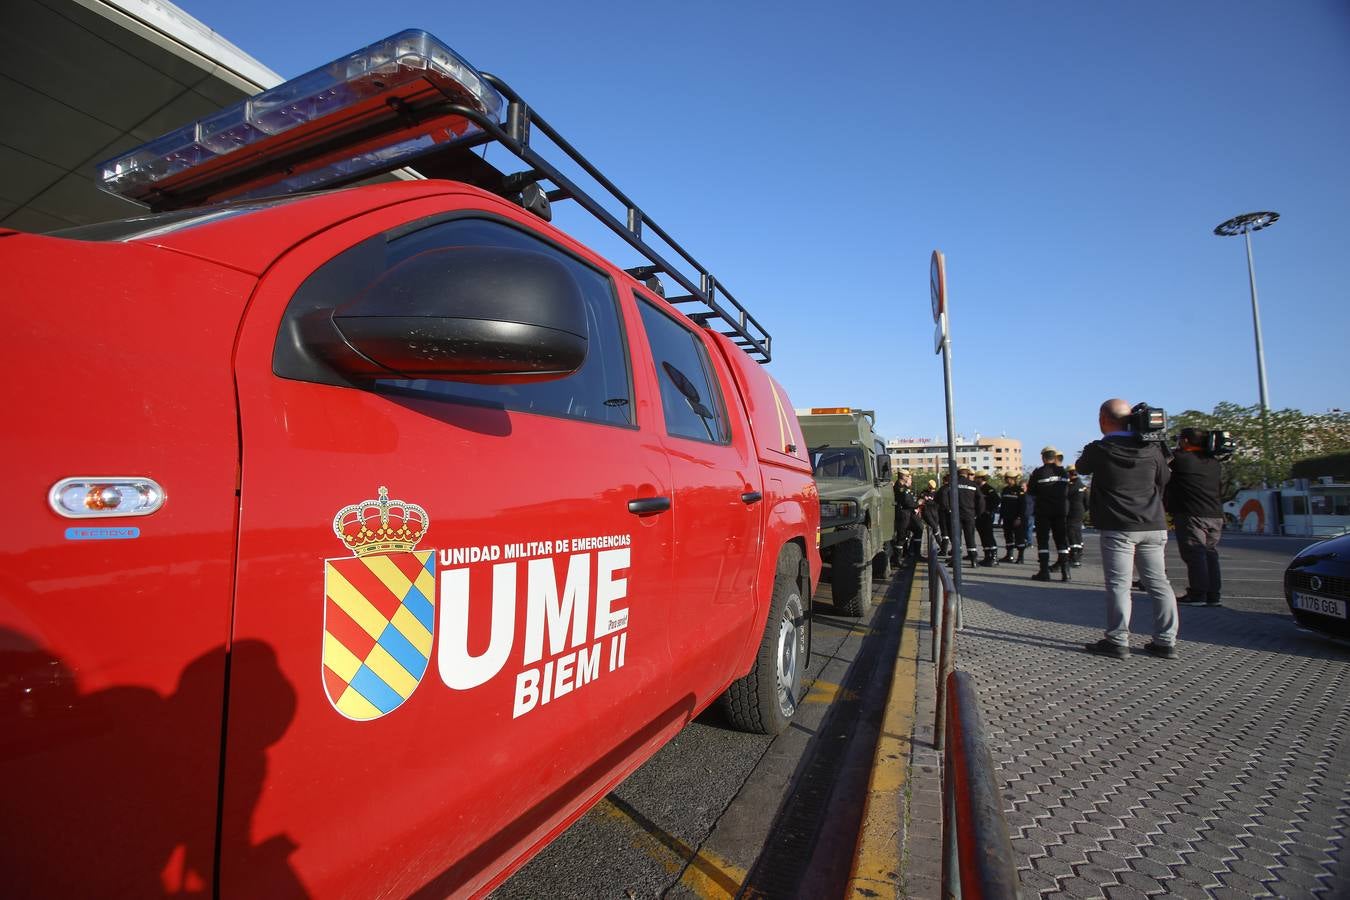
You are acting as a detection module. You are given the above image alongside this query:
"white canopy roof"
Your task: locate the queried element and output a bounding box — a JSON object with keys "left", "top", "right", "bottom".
{"left": 1, "top": 0, "right": 282, "bottom": 232}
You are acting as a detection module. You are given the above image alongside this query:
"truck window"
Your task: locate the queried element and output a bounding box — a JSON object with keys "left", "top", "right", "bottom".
{"left": 636, "top": 297, "right": 730, "bottom": 444}
{"left": 373, "top": 218, "right": 634, "bottom": 426}
{"left": 811, "top": 447, "right": 866, "bottom": 480}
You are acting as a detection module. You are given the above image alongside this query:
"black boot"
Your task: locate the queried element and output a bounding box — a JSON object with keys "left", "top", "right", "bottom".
{"left": 1017, "top": 546, "right": 1026, "bottom": 564}
{"left": 1071, "top": 547, "right": 1082, "bottom": 567}
{"left": 1001, "top": 548, "right": 1016, "bottom": 563}
{"left": 966, "top": 550, "right": 978, "bottom": 567}
{"left": 1058, "top": 554, "right": 1071, "bottom": 582}
{"left": 979, "top": 549, "right": 995, "bottom": 567}
{"left": 1031, "top": 558, "right": 1051, "bottom": 581}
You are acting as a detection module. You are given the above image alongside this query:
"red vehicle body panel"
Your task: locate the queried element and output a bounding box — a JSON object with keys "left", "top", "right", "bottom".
{"left": 0, "top": 236, "right": 257, "bottom": 895}
{"left": 2, "top": 180, "right": 820, "bottom": 899}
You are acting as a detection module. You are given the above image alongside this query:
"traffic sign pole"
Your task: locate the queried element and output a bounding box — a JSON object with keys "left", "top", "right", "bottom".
{"left": 931, "top": 251, "right": 963, "bottom": 611}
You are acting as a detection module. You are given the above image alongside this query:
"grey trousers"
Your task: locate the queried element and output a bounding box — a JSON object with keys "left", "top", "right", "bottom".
{"left": 1176, "top": 516, "right": 1223, "bottom": 597}
{"left": 1099, "top": 529, "right": 1178, "bottom": 646}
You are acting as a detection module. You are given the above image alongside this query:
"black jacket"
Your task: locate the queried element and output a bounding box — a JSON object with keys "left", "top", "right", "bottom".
{"left": 1066, "top": 479, "right": 1087, "bottom": 521}
{"left": 1075, "top": 435, "right": 1169, "bottom": 532}
{"left": 920, "top": 490, "right": 942, "bottom": 530}
{"left": 1028, "top": 463, "right": 1070, "bottom": 518}
{"left": 956, "top": 477, "right": 983, "bottom": 519}
{"left": 999, "top": 486, "right": 1025, "bottom": 522}
{"left": 1165, "top": 450, "right": 1223, "bottom": 518}
{"left": 977, "top": 483, "right": 999, "bottom": 519}
{"left": 894, "top": 483, "right": 919, "bottom": 511}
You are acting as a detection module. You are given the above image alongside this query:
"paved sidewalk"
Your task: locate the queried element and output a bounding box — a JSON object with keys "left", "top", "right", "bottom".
{"left": 903, "top": 538, "right": 1350, "bottom": 899}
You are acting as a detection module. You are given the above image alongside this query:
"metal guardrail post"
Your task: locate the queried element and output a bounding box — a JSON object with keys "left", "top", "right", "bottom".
{"left": 941, "top": 671, "right": 1020, "bottom": 900}
{"left": 933, "top": 571, "right": 957, "bottom": 753}
{"left": 928, "top": 535, "right": 941, "bottom": 663}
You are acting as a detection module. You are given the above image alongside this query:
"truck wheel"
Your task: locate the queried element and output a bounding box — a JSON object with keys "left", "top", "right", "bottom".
{"left": 873, "top": 541, "right": 891, "bottom": 581}
{"left": 721, "top": 544, "right": 808, "bottom": 735}
{"left": 831, "top": 528, "right": 871, "bottom": 617}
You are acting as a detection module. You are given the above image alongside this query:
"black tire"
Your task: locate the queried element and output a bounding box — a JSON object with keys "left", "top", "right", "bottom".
{"left": 721, "top": 544, "right": 808, "bottom": 735}
{"left": 831, "top": 528, "right": 872, "bottom": 617}
{"left": 873, "top": 540, "right": 891, "bottom": 581}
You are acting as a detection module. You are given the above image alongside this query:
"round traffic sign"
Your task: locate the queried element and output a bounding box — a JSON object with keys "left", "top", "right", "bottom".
{"left": 930, "top": 250, "right": 946, "bottom": 322}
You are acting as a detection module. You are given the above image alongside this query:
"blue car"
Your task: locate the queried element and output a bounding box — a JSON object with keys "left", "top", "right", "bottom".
{"left": 1285, "top": 532, "right": 1350, "bottom": 640}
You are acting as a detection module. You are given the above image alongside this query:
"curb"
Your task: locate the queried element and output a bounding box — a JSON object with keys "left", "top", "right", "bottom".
{"left": 845, "top": 566, "right": 923, "bottom": 898}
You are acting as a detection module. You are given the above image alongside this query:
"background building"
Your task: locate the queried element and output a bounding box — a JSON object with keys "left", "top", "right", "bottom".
{"left": 887, "top": 434, "right": 1023, "bottom": 477}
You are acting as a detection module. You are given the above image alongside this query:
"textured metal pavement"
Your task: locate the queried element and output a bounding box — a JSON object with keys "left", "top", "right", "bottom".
{"left": 908, "top": 533, "right": 1350, "bottom": 899}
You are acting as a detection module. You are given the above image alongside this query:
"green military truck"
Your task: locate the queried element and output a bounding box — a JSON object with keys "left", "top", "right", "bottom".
{"left": 796, "top": 408, "right": 897, "bottom": 616}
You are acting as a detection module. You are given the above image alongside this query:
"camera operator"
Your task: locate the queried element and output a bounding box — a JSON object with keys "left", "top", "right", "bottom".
{"left": 1075, "top": 398, "right": 1179, "bottom": 660}
{"left": 1166, "top": 428, "right": 1224, "bottom": 607}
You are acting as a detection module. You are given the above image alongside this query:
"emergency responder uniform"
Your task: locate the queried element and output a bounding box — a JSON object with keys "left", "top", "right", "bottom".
{"left": 1066, "top": 467, "right": 1088, "bottom": 567}
{"left": 1000, "top": 476, "right": 1027, "bottom": 563}
{"left": 953, "top": 468, "right": 982, "bottom": 567}
{"left": 937, "top": 474, "right": 953, "bottom": 557}
{"left": 1028, "top": 446, "right": 1071, "bottom": 581}
{"left": 920, "top": 482, "right": 942, "bottom": 559}
{"left": 975, "top": 473, "right": 1000, "bottom": 566}
{"left": 893, "top": 473, "right": 920, "bottom": 563}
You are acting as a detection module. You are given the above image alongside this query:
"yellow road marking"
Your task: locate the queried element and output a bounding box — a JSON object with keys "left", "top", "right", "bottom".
{"left": 846, "top": 569, "right": 923, "bottom": 898}
{"left": 596, "top": 796, "right": 748, "bottom": 899}
{"left": 803, "top": 679, "right": 860, "bottom": 704}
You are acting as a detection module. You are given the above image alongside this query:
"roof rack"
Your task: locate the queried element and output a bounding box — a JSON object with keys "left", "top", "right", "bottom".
{"left": 462, "top": 73, "right": 771, "bottom": 363}
{"left": 99, "top": 33, "right": 771, "bottom": 362}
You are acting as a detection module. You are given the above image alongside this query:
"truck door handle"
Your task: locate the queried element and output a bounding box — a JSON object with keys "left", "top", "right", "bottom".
{"left": 741, "top": 491, "right": 763, "bottom": 504}
{"left": 627, "top": 496, "right": 671, "bottom": 515}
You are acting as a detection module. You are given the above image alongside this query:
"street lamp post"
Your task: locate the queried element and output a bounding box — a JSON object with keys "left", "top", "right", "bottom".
{"left": 1215, "top": 211, "right": 1279, "bottom": 485}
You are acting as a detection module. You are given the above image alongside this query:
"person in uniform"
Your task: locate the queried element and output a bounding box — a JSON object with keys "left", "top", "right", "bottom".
{"left": 1000, "top": 473, "right": 1027, "bottom": 563}
{"left": 954, "top": 466, "right": 982, "bottom": 568}
{"left": 975, "top": 472, "right": 1001, "bottom": 566}
{"left": 893, "top": 470, "right": 920, "bottom": 564}
{"left": 1066, "top": 466, "right": 1088, "bottom": 566}
{"left": 937, "top": 472, "right": 953, "bottom": 557}
{"left": 919, "top": 479, "right": 942, "bottom": 560}
{"left": 1028, "top": 446, "right": 1071, "bottom": 581}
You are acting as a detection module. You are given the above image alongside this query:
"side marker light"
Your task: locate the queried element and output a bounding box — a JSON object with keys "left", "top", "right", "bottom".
{"left": 49, "top": 478, "right": 166, "bottom": 519}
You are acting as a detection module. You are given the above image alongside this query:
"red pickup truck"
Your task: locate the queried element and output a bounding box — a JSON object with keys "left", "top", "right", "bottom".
{"left": 1, "top": 30, "right": 820, "bottom": 899}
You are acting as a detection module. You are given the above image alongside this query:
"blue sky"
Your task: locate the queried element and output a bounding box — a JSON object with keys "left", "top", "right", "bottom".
{"left": 179, "top": 0, "right": 1350, "bottom": 463}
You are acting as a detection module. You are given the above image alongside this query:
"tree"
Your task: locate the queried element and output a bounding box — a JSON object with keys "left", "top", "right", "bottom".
{"left": 1168, "top": 403, "right": 1350, "bottom": 495}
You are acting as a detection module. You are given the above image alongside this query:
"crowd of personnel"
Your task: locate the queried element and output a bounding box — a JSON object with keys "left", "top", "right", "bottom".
{"left": 888, "top": 399, "right": 1226, "bottom": 661}
{"left": 890, "top": 449, "right": 1088, "bottom": 580}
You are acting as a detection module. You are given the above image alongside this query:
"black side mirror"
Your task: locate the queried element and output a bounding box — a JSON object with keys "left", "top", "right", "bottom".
{"left": 305, "top": 245, "right": 588, "bottom": 382}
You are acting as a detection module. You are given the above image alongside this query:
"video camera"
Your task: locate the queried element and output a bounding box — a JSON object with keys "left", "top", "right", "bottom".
{"left": 1178, "top": 428, "right": 1238, "bottom": 461}
{"left": 1128, "top": 403, "right": 1168, "bottom": 442}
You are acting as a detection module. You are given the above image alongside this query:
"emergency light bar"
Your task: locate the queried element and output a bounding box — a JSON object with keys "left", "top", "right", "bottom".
{"left": 94, "top": 29, "right": 773, "bottom": 363}
{"left": 97, "top": 30, "right": 503, "bottom": 206}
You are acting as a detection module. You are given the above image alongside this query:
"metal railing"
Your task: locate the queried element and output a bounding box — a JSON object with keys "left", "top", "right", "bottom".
{"left": 928, "top": 534, "right": 960, "bottom": 752}
{"left": 924, "top": 531, "right": 1020, "bottom": 898}
{"left": 941, "top": 671, "right": 1021, "bottom": 899}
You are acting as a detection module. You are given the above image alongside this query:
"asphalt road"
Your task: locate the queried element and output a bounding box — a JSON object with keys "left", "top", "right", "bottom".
{"left": 491, "top": 561, "right": 912, "bottom": 900}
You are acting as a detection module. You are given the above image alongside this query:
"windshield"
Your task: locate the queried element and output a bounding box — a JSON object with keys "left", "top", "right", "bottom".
{"left": 46, "top": 194, "right": 305, "bottom": 242}
{"left": 811, "top": 446, "right": 867, "bottom": 481}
